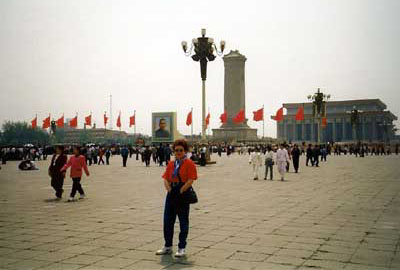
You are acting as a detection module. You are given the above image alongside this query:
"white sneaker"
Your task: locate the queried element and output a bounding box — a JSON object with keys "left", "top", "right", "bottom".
{"left": 67, "top": 197, "right": 75, "bottom": 202}
{"left": 79, "top": 194, "right": 86, "bottom": 200}
{"left": 174, "top": 248, "right": 186, "bottom": 257}
{"left": 155, "top": 247, "right": 172, "bottom": 255}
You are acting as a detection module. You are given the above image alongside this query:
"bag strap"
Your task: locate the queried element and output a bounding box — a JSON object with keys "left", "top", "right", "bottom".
{"left": 176, "top": 159, "right": 185, "bottom": 184}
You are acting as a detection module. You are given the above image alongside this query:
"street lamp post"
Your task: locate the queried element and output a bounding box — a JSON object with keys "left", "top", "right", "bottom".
{"left": 307, "top": 88, "right": 331, "bottom": 144}
{"left": 347, "top": 106, "right": 363, "bottom": 142}
{"left": 182, "top": 29, "right": 225, "bottom": 141}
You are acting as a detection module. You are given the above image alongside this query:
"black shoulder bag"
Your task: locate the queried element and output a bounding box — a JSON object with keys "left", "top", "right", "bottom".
{"left": 177, "top": 162, "right": 198, "bottom": 204}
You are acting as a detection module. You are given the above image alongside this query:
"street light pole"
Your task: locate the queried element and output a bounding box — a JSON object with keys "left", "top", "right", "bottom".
{"left": 182, "top": 29, "right": 225, "bottom": 141}
{"left": 307, "top": 88, "right": 331, "bottom": 145}
{"left": 202, "top": 80, "right": 206, "bottom": 139}
{"left": 347, "top": 106, "right": 363, "bottom": 142}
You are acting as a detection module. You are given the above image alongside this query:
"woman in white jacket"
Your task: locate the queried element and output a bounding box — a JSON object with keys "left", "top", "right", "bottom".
{"left": 249, "top": 148, "right": 263, "bottom": 180}
{"left": 276, "top": 144, "right": 290, "bottom": 181}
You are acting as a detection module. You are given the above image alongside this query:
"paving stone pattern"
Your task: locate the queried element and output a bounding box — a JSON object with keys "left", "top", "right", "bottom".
{"left": 0, "top": 154, "right": 399, "bottom": 270}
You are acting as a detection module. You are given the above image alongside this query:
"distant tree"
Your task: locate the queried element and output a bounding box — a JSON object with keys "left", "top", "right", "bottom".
{"left": 0, "top": 121, "right": 50, "bottom": 146}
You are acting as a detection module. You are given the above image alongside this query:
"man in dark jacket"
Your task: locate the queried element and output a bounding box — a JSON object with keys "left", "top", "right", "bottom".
{"left": 48, "top": 145, "right": 67, "bottom": 199}
{"left": 313, "top": 145, "right": 320, "bottom": 167}
{"left": 143, "top": 146, "right": 152, "bottom": 167}
{"left": 121, "top": 146, "right": 129, "bottom": 167}
{"left": 291, "top": 144, "right": 301, "bottom": 173}
{"left": 157, "top": 144, "right": 165, "bottom": 166}
{"left": 306, "top": 144, "right": 313, "bottom": 166}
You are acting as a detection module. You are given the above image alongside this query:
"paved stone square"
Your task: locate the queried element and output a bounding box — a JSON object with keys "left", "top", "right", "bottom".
{"left": 0, "top": 154, "right": 399, "bottom": 270}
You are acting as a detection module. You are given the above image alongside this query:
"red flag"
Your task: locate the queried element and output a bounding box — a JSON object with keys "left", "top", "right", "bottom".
{"left": 295, "top": 106, "right": 304, "bottom": 121}
{"left": 205, "top": 112, "right": 210, "bottom": 127}
{"left": 274, "top": 108, "right": 284, "bottom": 122}
{"left": 186, "top": 111, "right": 192, "bottom": 126}
{"left": 116, "top": 113, "right": 121, "bottom": 128}
{"left": 322, "top": 117, "right": 327, "bottom": 128}
{"left": 42, "top": 115, "right": 51, "bottom": 129}
{"left": 56, "top": 115, "right": 64, "bottom": 128}
{"left": 253, "top": 108, "right": 263, "bottom": 122}
{"left": 69, "top": 116, "right": 78, "bottom": 128}
{"left": 31, "top": 116, "right": 37, "bottom": 129}
{"left": 233, "top": 109, "right": 245, "bottom": 124}
{"left": 104, "top": 113, "right": 108, "bottom": 127}
{"left": 85, "top": 114, "right": 92, "bottom": 126}
{"left": 129, "top": 114, "right": 135, "bottom": 127}
{"left": 220, "top": 111, "right": 227, "bottom": 124}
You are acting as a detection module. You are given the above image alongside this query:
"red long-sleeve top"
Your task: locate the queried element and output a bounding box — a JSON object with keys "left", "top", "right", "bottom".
{"left": 61, "top": 155, "right": 90, "bottom": 178}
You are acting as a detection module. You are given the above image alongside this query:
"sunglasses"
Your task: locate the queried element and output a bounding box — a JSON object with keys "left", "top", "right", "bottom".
{"left": 174, "top": 148, "right": 184, "bottom": 153}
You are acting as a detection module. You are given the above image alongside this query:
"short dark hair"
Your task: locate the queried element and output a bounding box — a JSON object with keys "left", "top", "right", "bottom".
{"left": 56, "top": 145, "right": 64, "bottom": 152}
{"left": 173, "top": 139, "right": 189, "bottom": 152}
{"left": 159, "top": 118, "right": 166, "bottom": 124}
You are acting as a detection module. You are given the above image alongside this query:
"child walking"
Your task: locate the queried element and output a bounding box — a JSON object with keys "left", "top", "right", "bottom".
{"left": 61, "top": 146, "right": 90, "bottom": 202}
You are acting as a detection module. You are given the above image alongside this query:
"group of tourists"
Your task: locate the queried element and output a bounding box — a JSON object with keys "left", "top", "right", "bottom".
{"left": 248, "top": 143, "right": 302, "bottom": 181}
{"left": 47, "top": 145, "right": 90, "bottom": 202}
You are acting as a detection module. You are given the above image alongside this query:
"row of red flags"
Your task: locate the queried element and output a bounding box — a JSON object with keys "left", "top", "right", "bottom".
{"left": 31, "top": 106, "right": 327, "bottom": 130}
{"left": 31, "top": 112, "right": 135, "bottom": 129}
{"left": 186, "top": 106, "right": 326, "bottom": 128}
{"left": 185, "top": 106, "right": 307, "bottom": 125}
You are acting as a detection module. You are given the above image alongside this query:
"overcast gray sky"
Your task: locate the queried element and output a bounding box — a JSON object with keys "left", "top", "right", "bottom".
{"left": 1, "top": 0, "right": 399, "bottom": 137}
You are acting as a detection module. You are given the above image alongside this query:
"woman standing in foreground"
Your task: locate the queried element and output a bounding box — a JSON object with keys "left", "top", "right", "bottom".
{"left": 156, "top": 139, "right": 198, "bottom": 257}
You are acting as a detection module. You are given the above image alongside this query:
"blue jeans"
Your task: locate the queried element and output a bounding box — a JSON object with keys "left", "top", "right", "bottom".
{"left": 163, "top": 184, "right": 190, "bottom": 249}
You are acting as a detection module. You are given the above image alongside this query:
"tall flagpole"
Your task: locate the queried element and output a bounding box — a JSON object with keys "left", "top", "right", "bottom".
{"left": 109, "top": 94, "right": 113, "bottom": 130}
{"left": 134, "top": 110, "right": 136, "bottom": 135}
{"left": 263, "top": 104, "right": 265, "bottom": 139}
{"left": 208, "top": 107, "right": 211, "bottom": 136}
{"left": 191, "top": 107, "right": 193, "bottom": 142}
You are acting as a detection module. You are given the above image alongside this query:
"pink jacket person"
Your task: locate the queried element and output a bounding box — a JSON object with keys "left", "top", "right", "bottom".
{"left": 61, "top": 155, "right": 90, "bottom": 178}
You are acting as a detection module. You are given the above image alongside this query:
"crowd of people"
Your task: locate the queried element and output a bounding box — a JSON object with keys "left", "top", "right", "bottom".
{"left": 0, "top": 139, "right": 399, "bottom": 258}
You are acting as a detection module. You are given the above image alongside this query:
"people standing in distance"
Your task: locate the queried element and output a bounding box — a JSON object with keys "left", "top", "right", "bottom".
{"left": 264, "top": 145, "right": 275, "bottom": 180}
{"left": 291, "top": 144, "right": 301, "bottom": 173}
{"left": 121, "top": 145, "right": 129, "bottom": 167}
{"left": 48, "top": 145, "right": 67, "bottom": 200}
{"left": 249, "top": 148, "right": 263, "bottom": 180}
{"left": 276, "top": 144, "right": 290, "bottom": 181}
{"left": 156, "top": 139, "right": 198, "bottom": 258}
{"left": 61, "top": 146, "right": 90, "bottom": 202}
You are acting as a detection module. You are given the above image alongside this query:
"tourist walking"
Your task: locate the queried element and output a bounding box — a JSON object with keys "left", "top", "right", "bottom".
{"left": 306, "top": 144, "right": 313, "bottom": 166}
{"left": 98, "top": 148, "right": 105, "bottom": 165}
{"left": 48, "top": 145, "right": 67, "bottom": 199}
{"left": 156, "top": 139, "right": 198, "bottom": 258}
{"left": 264, "top": 146, "right": 274, "bottom": 180}
{"left": 105, "top": 148, "right": 111, "bottom": 165}
{"left": 61, "top": 146, "right": 90, "bottom": 202}
{"left": 143, "top": 146, "right": 152, "bottom": 167}
{"left": 249, "top": 148, "right": 262, "bottom": 180}
{"left": 276, "top": 144, "right": 289, "bottom": 181}
{"left": 291, "top": 144, "right": 301, "bottom": 173}
{"left": 121, "top": 146, "right": 129, "bottom": 167}
{"left": 313, "top": 145, "right": 320, "bottom": 167}
{"left": 158, "top": 144, "right": 165, "bottom": 166}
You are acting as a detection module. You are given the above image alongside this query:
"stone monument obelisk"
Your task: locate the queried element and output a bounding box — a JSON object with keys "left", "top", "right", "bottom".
{"left": 212, "top": 50, "right": 257, "bottom": 141}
